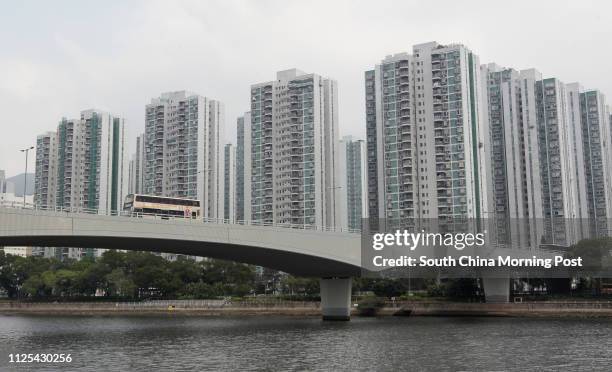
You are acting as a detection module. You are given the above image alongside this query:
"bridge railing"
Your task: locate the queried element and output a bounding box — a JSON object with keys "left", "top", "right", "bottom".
{"left": 0, "top": 201, "right": 362, "bottom": 234}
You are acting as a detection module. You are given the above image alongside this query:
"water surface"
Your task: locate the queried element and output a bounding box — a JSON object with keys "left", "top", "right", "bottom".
{"left": 1, "top": 315, "right": 611, "bottom": 371}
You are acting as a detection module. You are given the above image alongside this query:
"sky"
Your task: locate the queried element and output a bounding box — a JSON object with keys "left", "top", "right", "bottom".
{"left": 0, "top": 0, "right": 610, "bottom": 176}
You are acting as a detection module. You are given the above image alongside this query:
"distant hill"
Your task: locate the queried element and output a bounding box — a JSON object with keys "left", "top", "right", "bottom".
{"left": 6, "top": 173, "right": 34, "bottom": 197}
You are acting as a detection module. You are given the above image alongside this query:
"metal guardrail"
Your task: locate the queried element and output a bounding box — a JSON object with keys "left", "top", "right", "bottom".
{"left": 0, "top": 201, "right": 362, "bottom": 234}
{"left": 115, "top": 299, "right": 321, "bottom": 309}
{"left": 0, "top": 299, "right": 321, "bottom": 310}
{"left": 384, "top": 300, "right": 612, "bottom": 309}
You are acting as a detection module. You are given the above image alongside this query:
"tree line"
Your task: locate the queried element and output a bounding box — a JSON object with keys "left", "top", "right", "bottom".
{"left": 0, "top": 250, "right": 261, "bottom": 300}
{"left": 1, "top": 237, "right": 609, "bottom": 301}
{"left": 0, "top": 249, "right": 436, "bottom": 301}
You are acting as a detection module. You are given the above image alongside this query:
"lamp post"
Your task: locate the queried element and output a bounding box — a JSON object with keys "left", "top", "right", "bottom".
{"left": 19, "top": 146, "right": 34, "bottom": 208}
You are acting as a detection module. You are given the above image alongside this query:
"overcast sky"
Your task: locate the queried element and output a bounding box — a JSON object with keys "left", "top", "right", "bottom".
{"left": 0, "top": 0, "right": 609, "bottom": 176}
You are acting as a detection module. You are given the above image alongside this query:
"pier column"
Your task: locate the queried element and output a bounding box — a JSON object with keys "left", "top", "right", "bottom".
{"left": 320, "top": 277, "right": 352, "bottom": 321}
{"left": 482, "top": 277, "right": 510, "bottom": 303}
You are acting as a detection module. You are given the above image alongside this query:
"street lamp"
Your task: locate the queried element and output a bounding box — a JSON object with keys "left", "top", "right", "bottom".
{"left": 19, "top": 146, "right": 34, "bottom": 207}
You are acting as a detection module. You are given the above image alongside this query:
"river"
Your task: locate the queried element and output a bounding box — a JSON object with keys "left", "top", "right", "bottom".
{"left": 1, "top": 315, "right": 611, "bottom": 371}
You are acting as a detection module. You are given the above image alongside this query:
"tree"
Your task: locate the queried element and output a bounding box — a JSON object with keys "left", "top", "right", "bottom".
{"left": 41, "top": 271, "right": 57, "bottom": 295}
{"left": 280, "top": 276, "right": 319, "bottom": 297}
{"left": 0, "top": 252, "right": 19, "bottom": 298}
{"left": 566, "top": 237, "right": 612, "bottom": 295}
{"left": 371, "top": 279, "right": 408, "bottom": 298}
{"left": 169, "top": 259, "right": 201, "bottom": 284}
{"left": 105, "top": 269, "right": 136, "bottom": 297}
{"left": 0, "top": 251, "right": 307, "bottom": 300}
{"left": 445, "top": 278, "right": 480, "bottom": 299}
{"left": 100, "top": 250, "right": 126, "bottom": 271}
{"left": 22, "top": 274, "right": 45, "bottom": 297}
{"left": 54, "top": 269, "right": 79, "bottom": 296}
{"left": 74, "top": 262, "right": 110, "bottom": 296}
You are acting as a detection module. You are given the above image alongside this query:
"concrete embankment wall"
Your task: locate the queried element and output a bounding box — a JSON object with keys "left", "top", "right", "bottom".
{"left": 4, "top": 300, "right": 612, "bottom": 317}
{"left": 379, "top": 301, "right": 612, "bottom": 317}
{"left": 0, "top": 300, "right": 322, "bottom": 316}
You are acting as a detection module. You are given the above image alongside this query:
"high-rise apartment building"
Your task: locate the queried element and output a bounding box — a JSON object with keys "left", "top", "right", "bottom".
{"left": 34, "top": 132, "right": 58, "bottom": 208}
{"left": 250, "top": 69, "right": 341, "bottom": 228}
{"left": 366, "top": 42, "right": 488, "bottom": 228}
{"left": 565, "top": 83, "right": 589, "bottom": 227}
{"left": 34, "top": 109, "right": 129, "bottom": 259}
{"left": 365, "top": 41, "right": 612, "bottom": 247}
{"left": 365, "top": 53, "right": 415, "bottom": 226}
{"left": 413, "top": 42, "right": 489, "bottom": 222}
{"left": 479, "top": 67, "right": 611, "bottom": 247}
{"left": 128, "top": 133, "right": 146, "bottom": 195}
{"left": 535, "top": 78, "right": 583, "bottom": 246}
{"left": 36, "top": 110, "right": 128, "bottom": 214}
{"left": 482, "top": 66, "right": 523, "bottom": 222}
{"left": 478, "top": 65, "right": 547, "bottom": 248}
{"left": 224, "top": 143, "right": 236, "bottom": 223}
{"left": 339, "top": 136, "right": 367, "bottom": 231}
{"left": 144, "top": 91, "right": 225, "bottom": 219}
{"left": 580, "top": 90, "right": 612, "bottom": 237}
{"left": 517, "top": 69, "right": 546, "bottom": 230}
{"left": 236, "top": 113, "right": 251, "bottom": 222}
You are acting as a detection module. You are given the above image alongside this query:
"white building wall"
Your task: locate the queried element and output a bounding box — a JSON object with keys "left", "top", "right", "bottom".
{"left": 250, "top": 69, "right": 340, "bottom": 229}
{"left": 339, "top": 136, "right": 367, "bottom": 231}
{"left": 581, "top": 90, "right": 612, "bottom": 237}
{"left": 34, "top": 132, "right": 58, "bottom": 208}
{"left": 34, "top": 109, "right": 128, "bottom": 259}
{"left": 519, "top": 69, "right": 544, "bottom": 223}
{"left": 236, "top": 112, "right": 252, "bottom": 222}
{"left": 224, "top": 143, "right": 236, "bottom": 223}
{"left": 369, "top": 42, "right": 486, "bottom": 224}
{"left": 144, "top": 91, "right": 225, "bottom": 220}
{"left": 566, "top": 83, "right": 589, "bottom": 235}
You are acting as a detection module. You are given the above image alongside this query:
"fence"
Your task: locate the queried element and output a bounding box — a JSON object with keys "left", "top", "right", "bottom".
{"left": 0, "top": 201, "right": 361, "bottom": 234}
{"left": 0, "top": 299, "right": 321, "bottom": 311}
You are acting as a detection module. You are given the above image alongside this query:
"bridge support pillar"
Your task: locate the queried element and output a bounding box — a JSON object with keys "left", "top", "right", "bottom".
{"left": 320, "top": 277, "right": 352, "bottom": 321}
{"left": 482, "top": 277, "right": 510, "bottom": 303}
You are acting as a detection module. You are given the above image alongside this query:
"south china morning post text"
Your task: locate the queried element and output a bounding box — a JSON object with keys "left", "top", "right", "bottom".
{"left": 369, "top": 230, "right": 583, "bottom": 269}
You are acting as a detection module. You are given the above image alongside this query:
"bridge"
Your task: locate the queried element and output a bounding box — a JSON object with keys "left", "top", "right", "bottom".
{"left": 0, "top": 206, "right": 526, "bottom": 319}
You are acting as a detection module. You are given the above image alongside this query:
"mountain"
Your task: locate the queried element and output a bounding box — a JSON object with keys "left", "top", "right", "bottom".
{"left": 6, "top": 173, "right": 34, "bottom": 197}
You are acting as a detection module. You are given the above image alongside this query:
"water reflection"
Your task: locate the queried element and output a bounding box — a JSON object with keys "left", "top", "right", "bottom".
{"left": 1, "top": 315, "right": 611, "bottom": 371}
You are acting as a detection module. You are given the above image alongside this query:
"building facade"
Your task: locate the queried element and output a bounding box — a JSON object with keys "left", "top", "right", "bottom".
{"left": 34, "top": 109, "right": 129, "bottom": 259}
{"left": 535, "top": 78, "right": 580, "bottom": 246}
{"left": 366, "top": 43, "right": 488, "bottom": 230}
{"left": 250, "top": 69, "right": 342, "bottom": 228}
{"left": 144, "top": 91, "right": 225, "bottom": 219}
{"left": 339, "top": 136, "right": 367, "bottom": 231}
{"left": 224, "top": 143, "right": 236, "bottom": 223}
{"left": 580, "top": 90, "right": 612, "bottom": 238}
{"left": 365, "top": 41, "right": 612, "bottom": 247}
{"left": 128, "top": 133, "right": 146, "bottom": 195}
{"left": 236, "top": 112, "right": 251, "bottom": 223}
{"left": 34, "top": 132, "right": 58, "bottom": 208}
{"left": 35, "top": 110, "right": 128, "bottom": 214}
{"left": 478, "top": 65, "right": 544, "bottom": 248}
{"left": 479, "top": 69, "right": 612, "bottom": 247}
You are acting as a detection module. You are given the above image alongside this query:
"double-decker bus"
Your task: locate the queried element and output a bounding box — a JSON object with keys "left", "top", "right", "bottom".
{"left": 123, "top": 194, "right": 201, "bottom": 219}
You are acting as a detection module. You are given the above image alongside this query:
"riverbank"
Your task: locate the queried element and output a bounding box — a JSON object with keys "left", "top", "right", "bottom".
{"left": 381, "top": 301, "right": 612, "bottom": 318}
{"left": 0, "top": 300, "right": 321, "bottom": 317}
{"left": 4, "top": 299, "right": 612, "bottom": 318}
